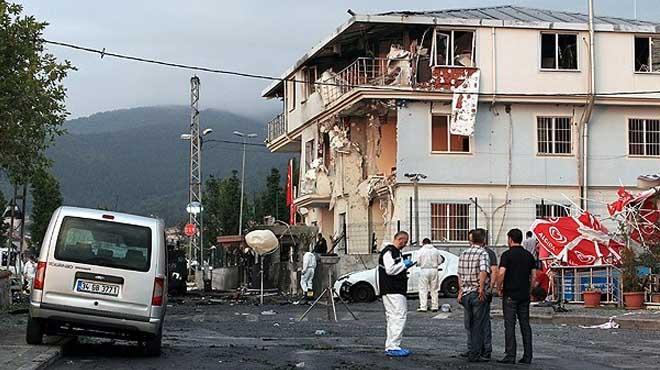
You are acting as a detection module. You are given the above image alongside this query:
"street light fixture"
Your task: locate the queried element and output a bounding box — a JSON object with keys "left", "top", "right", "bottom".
{"left": 233, "top": 131, "right": 257, "bottom": 236}
{"left": 404, "top": 173, "right": 427, "bottom": 246}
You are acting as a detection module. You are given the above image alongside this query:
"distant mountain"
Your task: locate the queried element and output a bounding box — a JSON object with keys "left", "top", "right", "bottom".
{"left": 47, "top": 106, "right": 291, "bottom": 225}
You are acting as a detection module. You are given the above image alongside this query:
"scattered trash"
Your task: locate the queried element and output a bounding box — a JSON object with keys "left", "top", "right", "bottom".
{"left": 210, "top": 299, "right": 223, "bottom": 304}
{"left": 579, "top": 317, "right": 620, "bottom": 330}
{"left": 441, "top": 304, "right": 452, "bottom": 313}
{"left": 296, "top": 362, "right": 305, "bottom": 368}
{"left": 261, "top": 310, "right": 277, "bottom": 315}
{"left": 273, "top": 323, "right": 280, "bottom": 327}
{"left": 234, "top": 312, "right": 240, "bottom": 316}
{"left": 241, "top": 313, "right": 249, "bottom": 316}
{"left": 314, "top": 330, "right": 327, "bottom": 336}
{"left": 432, "top": 313, "right": 450, "bottom": 320}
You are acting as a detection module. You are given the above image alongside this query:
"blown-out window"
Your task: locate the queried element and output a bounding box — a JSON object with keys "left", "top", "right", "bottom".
{"left": 431, "top": 115, "right": 470, "bottom": 153}
{"left": 430, "top": 29, "right": 475, "bottom": 67}
{"left": 541, "top": 33, "right": 578, "bottom": 70}
{"left": 634, "top": 36, "right": 660, "bottom": 72}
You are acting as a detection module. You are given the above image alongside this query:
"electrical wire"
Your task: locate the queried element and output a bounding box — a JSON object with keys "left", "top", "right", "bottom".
{"left": 44, "top": 39, "right": 660, "bottom": 98}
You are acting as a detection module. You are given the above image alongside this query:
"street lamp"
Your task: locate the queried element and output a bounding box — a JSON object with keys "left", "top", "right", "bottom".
{"left": 233, "top": 131, "right": 257, "bottom": 236}
{"left": 404, "top": 173, "right": 427, "bottom": 246}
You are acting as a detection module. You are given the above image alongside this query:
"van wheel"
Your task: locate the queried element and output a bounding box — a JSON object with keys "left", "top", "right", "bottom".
{"left": 26, "top": 317, "right": 44, "bottom": 345}
{"left": 441, "top": 277, "right": 459, "bottom": 298}
{"left": 350, "top": 283, "right": 375, "bottom": 303}
{"left": 144, "top": 329, "right": 162, "bottom": 356}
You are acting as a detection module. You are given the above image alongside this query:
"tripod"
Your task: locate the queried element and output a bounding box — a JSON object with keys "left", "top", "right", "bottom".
{"left": 298, "top": 258, "right": 357, "bottom": 321}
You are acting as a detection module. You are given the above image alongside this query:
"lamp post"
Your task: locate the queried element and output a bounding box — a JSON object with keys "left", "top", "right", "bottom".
{"left": 233, "top": 131, "right": 257, "bottom": 236}
{"left": 404, "top": 173, "right": 427, "bottom": 246}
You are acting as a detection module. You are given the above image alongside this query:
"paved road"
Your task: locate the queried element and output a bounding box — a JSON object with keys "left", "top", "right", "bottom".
{"left": 51, "top": 298, "right": 660, "bottom": 370}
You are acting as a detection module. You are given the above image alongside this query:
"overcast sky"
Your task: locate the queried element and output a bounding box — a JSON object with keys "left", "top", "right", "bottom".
{"left": 18, "top": 0, "right": 660, "bottom": 121}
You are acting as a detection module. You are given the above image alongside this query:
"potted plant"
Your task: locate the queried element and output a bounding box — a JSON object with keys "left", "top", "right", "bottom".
{"left": 621, "top": 246, "right": 645, "bottom": 310}
{"left": 582, "top": 285, "right": 602, "bottom": 308}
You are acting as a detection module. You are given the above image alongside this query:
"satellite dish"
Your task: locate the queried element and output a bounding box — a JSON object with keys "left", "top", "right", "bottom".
{"left": 245, "top": 229, "right": 279, "bottom": 256}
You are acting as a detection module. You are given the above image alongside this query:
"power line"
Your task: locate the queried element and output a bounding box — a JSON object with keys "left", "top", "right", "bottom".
{"left": 204, "top": 139, "right": 266, "bottom": 147}
{"left": 43, "top": 39, "right": 660, "bottom": 98}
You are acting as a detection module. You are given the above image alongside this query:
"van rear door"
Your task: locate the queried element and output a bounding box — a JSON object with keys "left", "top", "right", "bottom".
{"left": 41, "top": 216, "right": 157, "bottom": 321}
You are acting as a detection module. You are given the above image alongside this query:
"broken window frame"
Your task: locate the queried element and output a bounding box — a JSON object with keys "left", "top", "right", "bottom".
{"left": 539, "top": 32, "right": 579, "bottom": 71}
{"left": 536, "top": 116, "right": 573, "bottom": 155}
{"left": 430, "top": 115, "right": 471, "bottom": 154}
{"left": 634, "top": 36, "right": 660, "bottom": 73}
{"left": 286, "top": 78, "right": 296, "bottom": 112}
{"left": 302, "top": 66, "right": 318, "bottom": 102}
{"left": 430, "top": 203, "right": 471, "bottom": 242}
{"left": 430, "top": 28, "right": 476, "bottom": 68}
{"left": 628, "top": 118, "right": 660, "bottom": 157}
{"left": 304, "top": 139, "right": 315, "bottom": 171}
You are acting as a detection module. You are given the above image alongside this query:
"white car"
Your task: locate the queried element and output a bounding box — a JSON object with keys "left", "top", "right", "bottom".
{"left": 334, "top": 248, "right": 459, "bottom": 302}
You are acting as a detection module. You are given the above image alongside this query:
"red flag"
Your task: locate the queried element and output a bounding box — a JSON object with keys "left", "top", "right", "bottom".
{"left": 285, "top": 158, "right": 297, "bottom": 224}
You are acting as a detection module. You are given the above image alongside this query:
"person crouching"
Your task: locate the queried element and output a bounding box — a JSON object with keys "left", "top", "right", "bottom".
{"left": 378, "top": 231, "right": 415, "bottom": 357}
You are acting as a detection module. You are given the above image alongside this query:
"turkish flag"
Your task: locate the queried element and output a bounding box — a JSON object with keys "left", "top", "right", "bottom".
{"left": 285, "top": 158, "right": 297, "bottom": 224}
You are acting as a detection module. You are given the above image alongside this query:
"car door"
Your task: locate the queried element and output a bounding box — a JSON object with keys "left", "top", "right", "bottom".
{"left": 404, "top": 252, "right": 420, "bottom": 293}
{"left": 436, "top": 250, "right": 448, "bottom": 283}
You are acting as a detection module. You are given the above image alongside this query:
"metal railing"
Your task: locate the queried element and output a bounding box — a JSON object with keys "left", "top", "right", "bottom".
{"left": 266, "top": 112, "right": 286, "bottom": 143}
{"left": 551, "top": 265, "right": 623, "bottom": 306}
{"left": 320, "top": 57, "right": 391, "bottom": 105}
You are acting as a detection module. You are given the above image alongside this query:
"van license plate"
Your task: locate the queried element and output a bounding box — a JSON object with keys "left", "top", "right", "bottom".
{"left": 75, "top": 279, "right": 120, "bottom": 297}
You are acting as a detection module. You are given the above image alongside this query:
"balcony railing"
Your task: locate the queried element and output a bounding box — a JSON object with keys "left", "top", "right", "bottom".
{"left": 319, "top": 57, "right": 393, "bottom": 105}
{"left": 266, "top": 112, "right": 286, "bottom": 143}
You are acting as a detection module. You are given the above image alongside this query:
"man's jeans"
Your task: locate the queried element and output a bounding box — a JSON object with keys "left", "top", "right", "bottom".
{"left": 466, "top": 293, "right": 492, "bottom": 357}
{"left": 503, "top": 296, "right": 533, "bottom": 360}
{"left": 461, "top": 291, "right": 488, "bottom": 361}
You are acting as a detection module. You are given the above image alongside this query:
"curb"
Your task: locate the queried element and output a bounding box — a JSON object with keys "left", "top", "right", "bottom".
{"left": 492, "top": 312, "right": 660, "bottom": 331}
{"left": 15, "top": 338, "right": 71, "bottom": 370}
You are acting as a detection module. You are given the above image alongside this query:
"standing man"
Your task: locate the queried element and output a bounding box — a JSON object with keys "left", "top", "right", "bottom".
{"left": 300, "top": 246, "right": 317, "bottom": 301}
{"left": 457, "top": 229, "right": 490, "bottom": 363}
{"left": 498, "top": 229, "right": 537, "bottom": 365}
{"left": 522, "top": 231, "right": 538, "bottom": 259}
{"left": 314, "top": 233, "right": 328, "bottom": 255}
{"left": 481, "top": 229, "right": 498, "bottom": 360}
{"left": 378, "top": 231, "right": 414, "bottom": 357}
{"left": 416, "top": 238, "right": 444, "bottom": 312}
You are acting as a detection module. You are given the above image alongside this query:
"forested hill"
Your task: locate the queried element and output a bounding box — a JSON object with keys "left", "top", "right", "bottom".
{"left": 47, "top": 106, "right": 290, "bottom": 225}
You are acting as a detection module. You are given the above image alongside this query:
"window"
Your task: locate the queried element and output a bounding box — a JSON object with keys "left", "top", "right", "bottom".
{"left": 302, "top": 66, "right": 318, "bottom": 102}
{"left": 431, "top": 115, "right": 470, "bottom": 153}
{"left": 431, "top": 29, "right": 475, "bottom": 67}
{"left": 304, "top": 139, "right": 315, "bottom": 171}
{"left": 541, "top": 33, "right": 578, "bottom": 70}
{"left": 629, "top": 119, "right": 660, "bottom": 156}
{"left": 536, "top": 204, "right": 570, "bottom": 219}
{"left": 54, "top": 217, "right": 152, "bottom": 272}
{"left": 537, "top": 117, "right": 572, "bottom": 154}
{"left": 431, "top": 203, "right": 470, "bottom": 242}
{"left": 286, "top": 79, "right": 296, "bottom": 112}
{"left": 634, "top": 36, "right": 660, "bottom": 72}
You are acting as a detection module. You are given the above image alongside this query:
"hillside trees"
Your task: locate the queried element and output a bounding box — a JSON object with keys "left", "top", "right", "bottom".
{"left": 30, "top": 169, "right": 62, "bottom": 249}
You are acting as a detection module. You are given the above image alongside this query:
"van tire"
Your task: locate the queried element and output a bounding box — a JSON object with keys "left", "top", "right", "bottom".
{"left": 26, "top": 317, "right": 44, "bottom": 345}
{"left": 350, "top": 283, "right": 376, "bottom": 303}
{"left": 144, "top": 329, "right": 162, "bottom": 356}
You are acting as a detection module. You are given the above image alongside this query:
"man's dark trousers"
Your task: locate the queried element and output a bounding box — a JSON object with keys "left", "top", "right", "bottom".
{"left": 462, "top": 291, "right": 488, "bottom": 361}
{"left": 503, "top": 296, "right": 532, "bottom": 360}
{"left": 466, "top": 293, "right": 492, "bottom": 357}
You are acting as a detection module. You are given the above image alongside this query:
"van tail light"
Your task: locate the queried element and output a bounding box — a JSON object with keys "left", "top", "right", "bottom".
{"left": 34, "top": 262, "right": 47, "bottom": 290}
{"left": 151, "top": 277, "right": 164, "bottom": 306}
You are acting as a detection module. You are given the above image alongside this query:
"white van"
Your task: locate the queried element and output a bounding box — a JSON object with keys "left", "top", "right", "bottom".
{"left": 27, "top": 206, "right": 167, "bottom": 356}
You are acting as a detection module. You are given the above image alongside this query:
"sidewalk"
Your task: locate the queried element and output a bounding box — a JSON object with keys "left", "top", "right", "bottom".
{"left": 0, "top": 308, "right": 69, "bottom": 370}
{"left": 491, "top": 302, "right": 660, "bottom": 331}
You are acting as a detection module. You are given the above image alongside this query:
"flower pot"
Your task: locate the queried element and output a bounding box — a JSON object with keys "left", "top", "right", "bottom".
{"left": 651, "top": 294, "right": 660, "bottom": 304}
{"left": 623, "top": 292, "right": 645, "bottom": 310}
{"left": 582, "top": 290, "right": 601, "bottom": 308}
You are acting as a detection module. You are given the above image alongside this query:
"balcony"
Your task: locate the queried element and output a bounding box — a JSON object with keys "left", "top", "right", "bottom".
{"left": 266, "top": 112, "right": 286, "bottom": 143}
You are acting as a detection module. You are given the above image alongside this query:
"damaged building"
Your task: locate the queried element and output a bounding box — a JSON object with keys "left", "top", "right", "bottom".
{"left": 262, "top": 6, "right": 660, "bottom": 273}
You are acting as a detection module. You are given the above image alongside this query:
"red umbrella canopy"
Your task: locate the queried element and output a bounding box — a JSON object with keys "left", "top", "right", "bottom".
{"left": 532, "top": 212, "right": 620, "bottom": 267}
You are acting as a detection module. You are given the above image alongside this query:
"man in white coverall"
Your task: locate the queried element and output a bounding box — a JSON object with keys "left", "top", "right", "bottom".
{"left": 416, "top": 238, "right": 444, "bottom": 312}
{"left": 300, "top": 246, "right": 317, "bottom": 299}
{"left": 378, "top": 231, "right": 415, "bottom": 357}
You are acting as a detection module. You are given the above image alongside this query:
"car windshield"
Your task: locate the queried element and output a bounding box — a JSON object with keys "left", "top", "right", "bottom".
{"left": 54, "top": 216, "right": 152, "bottom": 272}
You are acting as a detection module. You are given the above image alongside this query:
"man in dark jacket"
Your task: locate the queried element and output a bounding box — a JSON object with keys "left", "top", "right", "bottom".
{"left": 378, "top": 231, "right": 414, "bottom": 357}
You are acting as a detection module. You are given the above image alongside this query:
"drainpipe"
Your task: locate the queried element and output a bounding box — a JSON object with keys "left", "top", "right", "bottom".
{"left": 491, "top": 27, "right": 497, "bottom": 105}
{"left": 583, "top": 0, "right": 596, "bottom": 211}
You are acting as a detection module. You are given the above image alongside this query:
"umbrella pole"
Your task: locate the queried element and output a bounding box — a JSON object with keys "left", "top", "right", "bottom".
{"left": 260, "top": 255, "right": 264, "bottom": 305}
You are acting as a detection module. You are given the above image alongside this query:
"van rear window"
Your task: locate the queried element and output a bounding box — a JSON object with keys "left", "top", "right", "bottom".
{"left": 54, "top": 217, "right": 152, "bottom": 272}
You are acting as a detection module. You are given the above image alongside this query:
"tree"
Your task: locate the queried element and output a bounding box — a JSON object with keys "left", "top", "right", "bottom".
{"left": 0, "top": 190, "right": 7, "bottom": 247}
{"left": 30, "top": 169, "right": 62, "bottom": 250}
{"left": 204, "top": 171, "right": 243, "bottom": 240}
{"left": 0, "top": 1, "right": 75, "bottom": 183}
{"left": 254, "top": 168, "right": 287, "bottom": 223}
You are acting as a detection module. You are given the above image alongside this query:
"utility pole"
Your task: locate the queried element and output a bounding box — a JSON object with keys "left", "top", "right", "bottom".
{"left": 404, "top": 173, "right": 427, "bottom": 245}
{"left": 233, "top": 131, "right": 257, "bottom": 236}
{"left": 188, "top": 76, "right": 203, "bottom": 273}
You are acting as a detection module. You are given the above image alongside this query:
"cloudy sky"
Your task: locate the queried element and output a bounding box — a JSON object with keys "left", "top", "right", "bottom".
{"left": 18, "top": 0, "right": 660, "bottom": 120}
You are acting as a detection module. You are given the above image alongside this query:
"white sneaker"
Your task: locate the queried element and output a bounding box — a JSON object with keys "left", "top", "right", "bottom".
{"left": 417, "top": 308, "right": 427, "bottom": 312}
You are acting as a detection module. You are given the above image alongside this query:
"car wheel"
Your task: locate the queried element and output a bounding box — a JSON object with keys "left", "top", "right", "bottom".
{"left": 144, "top": 328, "right": 162, "bottom": 357}
{"left": 26, "top": 316, "right": 44, "bottom": 345}
{"left": 350, "top": 283, "right": 375, "bottom": 303}
{"left": 441, "top": 277, "right": 459, "bottom": 298}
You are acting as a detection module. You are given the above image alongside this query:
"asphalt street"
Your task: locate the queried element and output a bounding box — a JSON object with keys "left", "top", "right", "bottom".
{"left": 50, "top": 297, "right": 660, "bottom": 370}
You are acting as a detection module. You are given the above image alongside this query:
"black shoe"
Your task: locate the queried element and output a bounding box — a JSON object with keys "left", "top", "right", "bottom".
{"left": 519, "top": 357, "right": 532, "bottom": 364}
{"left": 468, "top": 357, "right": 490, "bottom": 363}
{"left": 459, "top": 352, "right": 469, "bottom": 358}
{"left": 482, "top": 353, "right": 491, "bottom": 360}
{"left": 497, "top": 357, "right": 516, "bottom": 364}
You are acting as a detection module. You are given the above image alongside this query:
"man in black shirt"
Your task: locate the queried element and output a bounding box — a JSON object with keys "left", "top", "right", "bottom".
{"left": 497, "top": 228, "right": 537, "bottom": 365}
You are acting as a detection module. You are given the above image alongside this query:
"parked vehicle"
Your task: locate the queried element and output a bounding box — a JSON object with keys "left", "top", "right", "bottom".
{"left": 26, "top": 207, "right": 167, "bottom": 356}
{"left": 334, "top": 247, "right": 459, "bottom": 302}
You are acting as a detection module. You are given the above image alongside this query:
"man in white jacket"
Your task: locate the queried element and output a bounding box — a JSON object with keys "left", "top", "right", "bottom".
{"left": 416, "top": 238, "right": 444, "bottom": 312}
{"left": 300, "top": 246, "right": 317, "bottom": 300}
